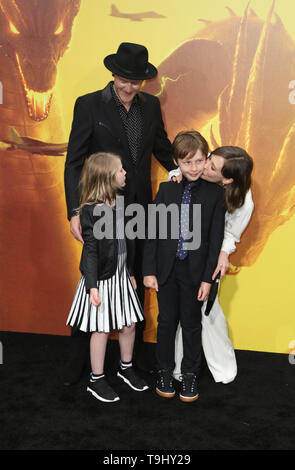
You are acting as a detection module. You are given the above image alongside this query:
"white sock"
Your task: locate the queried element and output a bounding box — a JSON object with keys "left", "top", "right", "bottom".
{"left": 120, "top": 360, "right": 132, "bottom": 370}
{"left": 90, "top": 373, "right": 105, "bottom": 382}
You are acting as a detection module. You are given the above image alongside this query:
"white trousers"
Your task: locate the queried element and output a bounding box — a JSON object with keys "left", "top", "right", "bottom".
{"left": 174, "top": 297, "right": 237, "bottom": 384}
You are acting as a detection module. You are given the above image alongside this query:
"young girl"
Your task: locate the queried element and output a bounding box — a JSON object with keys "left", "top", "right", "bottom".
{"left": 172, "top": 145, "right": 254, "bottom": 384}
{"left": 66, "top": 152, "right": 148, "bottom": 403}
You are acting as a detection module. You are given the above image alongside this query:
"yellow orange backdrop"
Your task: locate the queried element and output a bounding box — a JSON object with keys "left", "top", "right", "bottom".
{"left": 0, "top": 0, "right": 294, "bottom": 355}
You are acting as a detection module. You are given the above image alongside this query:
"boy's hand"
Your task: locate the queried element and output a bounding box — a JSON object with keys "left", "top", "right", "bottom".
{"left": 197, "top": 282, "right": 211, "bottom": 301}
{"left": 130, "top": 276, "right": 137, "bottom": 290}
{"left": 212, "top": 250, "right": 229, "bottom": 280}
{"left": 90, "top": 288, "right": 101, "bottom": 307}
{"left": 143, "top": 275, "right": 159, "bottom": 292}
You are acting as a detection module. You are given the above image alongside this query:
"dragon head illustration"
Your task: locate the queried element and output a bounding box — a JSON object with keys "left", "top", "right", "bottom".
{"left": 143, "top": 1, "right": 295, "bottom": 269}
{"left": 0, "top": 0, "right": 81, "bottom": 121}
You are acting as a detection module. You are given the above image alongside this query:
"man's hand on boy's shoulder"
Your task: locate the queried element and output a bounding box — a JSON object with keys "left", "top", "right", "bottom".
{"left": 197, "top": 282, "right": 211, "bottom": 301}
{"left": 143, "top": 275, "right": 159, "bottom": 292}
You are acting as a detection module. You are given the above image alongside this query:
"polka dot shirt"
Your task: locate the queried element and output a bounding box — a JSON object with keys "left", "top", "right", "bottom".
{"left": 111, "top": 83, "right": 143, "bottom": 165}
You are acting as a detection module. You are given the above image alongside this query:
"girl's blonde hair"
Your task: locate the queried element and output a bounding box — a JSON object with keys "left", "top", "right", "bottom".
{"left": 76, "top": 152, "right": 122, "bottom": 214}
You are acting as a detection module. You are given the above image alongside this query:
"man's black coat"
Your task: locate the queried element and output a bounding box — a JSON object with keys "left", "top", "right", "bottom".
{"left": 64, "top": 82, "right": 176, "bottom": 219}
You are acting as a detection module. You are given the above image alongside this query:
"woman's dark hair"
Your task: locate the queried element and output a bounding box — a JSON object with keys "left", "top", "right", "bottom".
{"left": 211, "top": 146, "right": 253, "bottom": 213}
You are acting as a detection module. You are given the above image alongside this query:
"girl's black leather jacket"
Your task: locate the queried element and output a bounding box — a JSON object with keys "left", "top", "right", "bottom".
{"left": 79, "top": 203, "right": 135, "bottom": 291}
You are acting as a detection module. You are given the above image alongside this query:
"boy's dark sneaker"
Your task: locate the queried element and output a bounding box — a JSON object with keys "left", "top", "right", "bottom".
{"left": 87, "top": 377, "right": 120, "bottom": 403}
{"left": 117, "top": 367, "right": 149, "bottom": 391}
{"left": 156, "top": 370, "right": 175, "bottom": 398}
{"left": 179, "top": 373, "right": 199, "bottom": 402}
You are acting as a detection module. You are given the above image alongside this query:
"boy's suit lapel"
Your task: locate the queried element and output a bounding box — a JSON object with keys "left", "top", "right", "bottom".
{"left": 166, "top": 178, "right": 202, "bottom": 205}
{"left": 165, "top": 179, "right": 184, "bottom": 211}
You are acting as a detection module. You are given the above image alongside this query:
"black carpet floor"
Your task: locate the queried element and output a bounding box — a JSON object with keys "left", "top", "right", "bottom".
{"left": 0, "top": 331, "right": 294, "bottom": 457}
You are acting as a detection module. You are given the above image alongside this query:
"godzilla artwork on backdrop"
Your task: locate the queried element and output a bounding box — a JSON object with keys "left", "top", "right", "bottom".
{"left": 0, "top": 1, "right": 294, "bottom": 337}
{"left": 143, "top": 1, "right": 295, "bottom": 271}
{"left": 0, "top": 0, "right": 81, "bottom": 334}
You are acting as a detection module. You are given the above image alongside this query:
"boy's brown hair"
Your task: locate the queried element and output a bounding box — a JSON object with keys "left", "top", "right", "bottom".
{"left": 172, "top": 130, "right": 209, "bottom": 163}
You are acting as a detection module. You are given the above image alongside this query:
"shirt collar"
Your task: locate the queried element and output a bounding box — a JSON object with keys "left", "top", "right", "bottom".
{"left": 182, "top": 176, "right": 201, "bottom": 191}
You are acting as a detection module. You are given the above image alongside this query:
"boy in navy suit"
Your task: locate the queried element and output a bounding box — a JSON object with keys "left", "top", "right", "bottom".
{"left": 143, "top": 131, "right": 225, "bottom": 402}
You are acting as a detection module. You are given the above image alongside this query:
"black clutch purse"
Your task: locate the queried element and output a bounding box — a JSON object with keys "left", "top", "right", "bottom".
{"left": 204, "top": 271, "right": 221, "bottom": 316}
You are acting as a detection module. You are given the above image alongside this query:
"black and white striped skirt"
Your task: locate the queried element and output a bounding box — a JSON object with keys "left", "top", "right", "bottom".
{"left": 66, "top": 252, "right": 144, "bottom": 333}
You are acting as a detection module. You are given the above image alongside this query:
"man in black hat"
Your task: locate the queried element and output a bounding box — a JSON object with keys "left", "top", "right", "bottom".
{"left": 64, "top": 42, "right": 177, "bottom": 384}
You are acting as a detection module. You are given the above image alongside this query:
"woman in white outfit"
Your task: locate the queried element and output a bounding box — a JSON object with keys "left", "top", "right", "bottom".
{"left": 173, "top": 146, "right": 254, "bottom": 384}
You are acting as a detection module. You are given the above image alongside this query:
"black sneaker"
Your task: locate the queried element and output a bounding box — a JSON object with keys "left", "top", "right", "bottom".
{"left": 156, "top": 370, "right": 175, "bottom": 398}
{"left": 179, "top": 373, "right": 199, "bottom": 402}
{"left": 87, "top": 376, "right": 120, "bottom": 403}
{"left": 117, "top": 367, "right": 149, "bottom": 391}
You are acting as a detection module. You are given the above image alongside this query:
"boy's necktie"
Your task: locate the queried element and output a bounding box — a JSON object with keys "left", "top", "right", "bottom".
{"left": 176, "top": 181, "right": 196, "bottom": 260}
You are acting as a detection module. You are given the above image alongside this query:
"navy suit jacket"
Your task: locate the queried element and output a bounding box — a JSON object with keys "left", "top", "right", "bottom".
{"left": 142, "top": 179, "right": 225, "bottom": 286}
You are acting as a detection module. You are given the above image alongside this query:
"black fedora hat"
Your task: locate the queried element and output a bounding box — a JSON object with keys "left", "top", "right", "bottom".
{"left": 104, "top": 42, "right": 157, "bottom": 80}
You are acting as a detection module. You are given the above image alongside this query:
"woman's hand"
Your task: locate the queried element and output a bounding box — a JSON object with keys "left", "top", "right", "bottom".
{"left": 197, "top": 282, "right": 211, "bottom": 301}
{"left": 171, "top": 173, "right": 183, "bottom": 184}
{"left": 212, "top": 250, "right": 229, "bottom": 280}
{"left": 143, "top": 275, "right": 159, "bottom": 292}
{"left": 90, "top": 288, "right": 101, "bottom": 307}
{"left": 168, "top": 168, "right": 182, "bottom": 183}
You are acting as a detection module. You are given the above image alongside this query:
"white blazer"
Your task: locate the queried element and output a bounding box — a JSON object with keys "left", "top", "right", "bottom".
{"left": 221, "top": 189, "right": 254, "bottom": 255}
